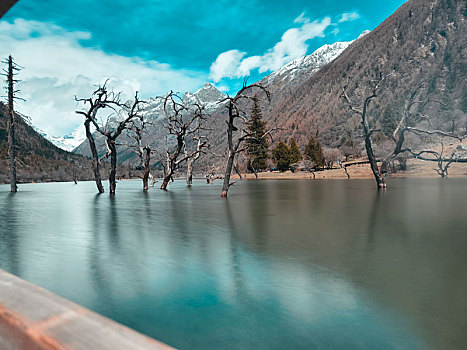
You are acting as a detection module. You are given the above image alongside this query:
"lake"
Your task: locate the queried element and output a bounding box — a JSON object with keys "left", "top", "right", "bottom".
{"left": 1, "top": 178, "right": 467, "bottom": 349}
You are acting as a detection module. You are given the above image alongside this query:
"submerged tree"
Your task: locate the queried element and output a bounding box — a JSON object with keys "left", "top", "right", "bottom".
{"left": 342, "top": 77, "right": 467, "bottom": 186}
{"left": 125, "top": 114, "right": 154, "bottom": 190}
{"left": 407, "top": 141, "right": 466, "bottom": 178}
{"left": 160, "top": 91, "right": 206, "bottom": 190}
{"left": 342, "top": 75, "right": 387, "bottom": 188}
{"left": 245, "top": 97, "right": 269, "bottom": 178}
{"left": 185, "top": 134, "right": 208, "bottom": 186}
{"left": 76, "top": 86, "right": 108, "bottom": 193}
{"left": 220, "top": 81, "right": 272, "bottom": 198}
{"left": 76, "top": 83, "right": 144, "bottom": 194}
{"left": 2, "top": 56, "right": 22, "bottom": 192}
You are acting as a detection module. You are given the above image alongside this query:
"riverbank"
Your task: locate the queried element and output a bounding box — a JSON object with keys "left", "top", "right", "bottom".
{"left": 232, "top": 158, "right": 467, "bottom": 180}
{"left": 2, "top": 158, "right": 466, "bottom": 186}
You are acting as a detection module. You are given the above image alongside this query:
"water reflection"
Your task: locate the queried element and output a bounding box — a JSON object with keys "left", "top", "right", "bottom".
{"left": 0, "top": 194, "right": 20, "bottom": 275}
{"left": 1, "top": 179, "right": 466, "bottom": 349}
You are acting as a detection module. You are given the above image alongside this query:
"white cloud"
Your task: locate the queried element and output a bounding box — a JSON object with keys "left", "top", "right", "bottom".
{"left": 293, "top": 12, "right": 309, "bottom": 24}
{"left": 209, "top": 49, "right": 246, "bottom": 83}
{"left": 338, "top": 12, "right": 360, "bottom": 23}
{"left": 331, "top": 28, "right": 340, "bottom": 36}
{"left": 0, "top": 19, "right": 207, "bottom": 136}
{"left": 209, "top": 14, "right": 332, "bottom": 82}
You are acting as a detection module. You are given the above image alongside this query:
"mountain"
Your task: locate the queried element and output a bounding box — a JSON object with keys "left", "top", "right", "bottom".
{"left": 0, "top": 102, "right": 104, "bottom": 184}
{"left": 73, "top": 0, "right": 466, "bottom": 174}
{"left": 258, "top": 0, "right": 466, "bottom": 153}
{"left": 262, "top": 31, "right": 369, "bottom": 89}
{"left": 184, "top": 82, "right": 226, "bottom": 107}
{"left": 72, "top": 37, "right": 361, "bottom": 166}
{"left": 73, "top": 82, "right": 227, "bottom": 162}
{"left": 31, "top": 124, "right": 86, "bottom": 152}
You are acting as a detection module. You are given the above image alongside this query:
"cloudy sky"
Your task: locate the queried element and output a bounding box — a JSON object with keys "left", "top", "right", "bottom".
{"left": 0, "top": 0, "right": 405, "bottom": 137}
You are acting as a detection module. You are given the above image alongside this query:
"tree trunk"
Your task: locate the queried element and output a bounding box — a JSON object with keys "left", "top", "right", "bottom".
{"left": 364, "top": 134, "right": 385, "bottom": 188}
{"left": 249, "top": 160, "right": 258, "bottom": 179}
{"left": 85, "top": 120, "right": 104, "bottom": 193}
{"left": 186, "top": 158, "right": 193, "bottom": 186}
{"left": 109, "top": 141, "right": 117, "bottom": 194}
{"left": 142, "top": 147, "right": 150, "bottom": 190}
{"left": 160, "top": 154, "right": 173, "bottom": 190}
{"left": 360, "top": 98, "right": 385, "bottom": 188}
{"left": 7, "top": 56, "right": 17, "bottom": 193}
{"left": 161, "top": 171, "right": 172, "bottom": 190}
{"left": 221, "top": 151, "right": 235, "bottom": 197}
{"left": 161, "top": 136, "right": 183, "bottom": 190}
{"left": 72, "top": 169, "right": 78, "bottom": 184}
{"left": 160, "top": 153, "right": 173, "bottom": 190}
{"left": 234, "top": 164, "right": 243, "bottom": 180}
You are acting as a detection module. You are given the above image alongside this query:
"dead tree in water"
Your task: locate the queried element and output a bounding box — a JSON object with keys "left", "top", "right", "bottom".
{"left": 405, "top": 142, "right": 467, "bottom": 177}
{"left": 343, "top": 79, "right": 466, "bottom": 183}
{"left": 185, "top": 135, "right": 208, "bottom": 186}
{"left": 2, "top": 56, "right": 23, "bottom": 192}
{"left": 219, "top": 81, "right": 273, "bottom": 198}
{"left": 160, "top": 92, "right": 206, "bottom": 190}
{"left": 76, "top": 84, "right": 144, "bottom": 194}
{"left": 95, "top": 94, "right": 144, "bottom": 194}
{"left": 76, "top": 85, "right": 112, "bottom": 193}
{"left": 342, "top": 75, "right": 386, "bottom": 188}
{"left": 125, "top": 115, "right": 154, "bottom": 190}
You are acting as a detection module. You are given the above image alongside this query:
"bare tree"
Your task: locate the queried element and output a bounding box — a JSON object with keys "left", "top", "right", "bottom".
{"left": 219, "top": 81, "right": 272, "bottom": 198}
{"left": 76, "top": 85, "right": 109, "bottom": 193}
{"left": 342, "top": 74, "right": 386, "bottom": 188}
{"left": 378, "top": 88, "right": 463, "bottom": 175}
{"left": 404, "top": 142, "right": 467, "bottom": 177}
{"left": 184, "top": 135, "right": 208, "bottom": 186}
{"left": 124, "top": 115, "right": 155, "bottom": 190}
{"left": 342, "top": 78, "right": 466, "bottom": 184}
{"left": 76, "top": 83, "right": 144, "bottom": 194}
{"left": 96, "top": 94, "right": 144, "bottom": 194}
{"left": 160, "top": 91, "right": 206, "bottom": 190}
{"left": 2, "top": 56, "right": 23, "bottom": 192}
{"left": 72, "top": 168, "right": 78, "bottom": 184}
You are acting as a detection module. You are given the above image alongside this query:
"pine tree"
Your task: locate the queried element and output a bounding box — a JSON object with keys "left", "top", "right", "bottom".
{"left": 272, "top": 141, "right": 292, "bottom": 171}
{"left": 245, "top": 97, "right": 269, "bottom": 171}
{"left": 305, "top": 136, "right": 326, "bottom": 169}
{"left": 289, "top": 138, "right": 302, "bottom": 164}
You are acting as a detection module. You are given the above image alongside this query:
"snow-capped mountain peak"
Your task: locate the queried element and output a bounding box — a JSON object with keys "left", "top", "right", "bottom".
{"left": 26, "top": 118, "right": 86, "bottom": 152}
{"left": 45, "top": 31, "right": 365, "bottom": 151}
{"left": 183, "top": 83, "right": 226, "bottom": 107}
{"left": 263, "top": 30, "right": 369, "bottom": 86}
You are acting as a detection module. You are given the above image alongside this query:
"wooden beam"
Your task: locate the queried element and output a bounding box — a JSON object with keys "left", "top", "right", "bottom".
{"left": 0, "top": 0, "right": 18, "bottom": 19}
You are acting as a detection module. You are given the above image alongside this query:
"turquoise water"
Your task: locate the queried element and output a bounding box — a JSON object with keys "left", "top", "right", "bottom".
{"left": 1, "top": 178, "right": 467, "bottom": 349}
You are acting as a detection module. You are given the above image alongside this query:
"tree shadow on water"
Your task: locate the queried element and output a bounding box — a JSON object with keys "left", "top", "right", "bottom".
{"left": 0, "top": 194, "right": 21, "bottom": 275}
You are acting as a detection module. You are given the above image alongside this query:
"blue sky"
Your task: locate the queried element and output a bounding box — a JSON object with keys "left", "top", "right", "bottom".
{"left": 0, "top": 0, "right": 406, "bottom": 136}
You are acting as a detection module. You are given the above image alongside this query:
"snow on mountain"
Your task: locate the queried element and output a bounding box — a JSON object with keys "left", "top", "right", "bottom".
{"left": 181, "top": 83, "right": 226, "bottom": 115}
{"left": 46, "top": 127, "right": 86, "bottom": 151}
{"left": 142, "top": 83, "right": 226, "bottom": 121}
{"left": 44, "top": 84, "right": 226, "bottom": 151}
{"left": 27, "top": 120, "right": 85, "bottom": 152}
{"left": 263, "top": 30, "right": 370, "bottom": 87}
{"left": 50, "top": 31, "right": 367, "bottom": 152}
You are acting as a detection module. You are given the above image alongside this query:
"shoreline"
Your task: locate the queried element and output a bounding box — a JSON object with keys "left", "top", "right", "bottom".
{"left": 231, "top": 159, "right": 467, "bottom": 181}
{"left": 1, "top": 159, "right": 466, "bottom": 186}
